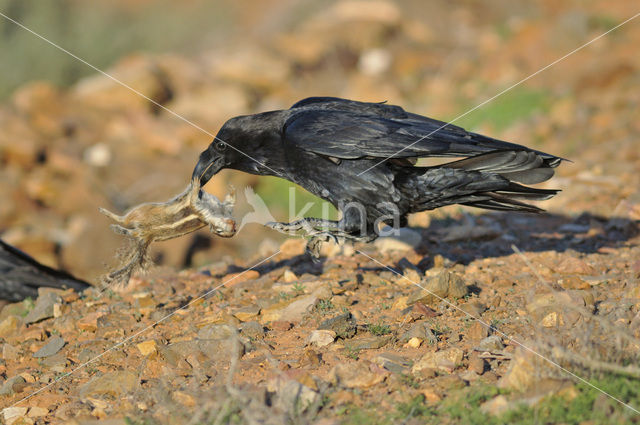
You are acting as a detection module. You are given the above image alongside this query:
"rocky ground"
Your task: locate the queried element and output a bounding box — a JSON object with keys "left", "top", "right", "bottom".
{"left": 1, "top": 0, "right": 640, "bottom": 424}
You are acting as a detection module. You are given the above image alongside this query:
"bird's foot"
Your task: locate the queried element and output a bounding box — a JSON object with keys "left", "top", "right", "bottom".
{"left": 305, "top": 232, "right": 341, "bottom": 260}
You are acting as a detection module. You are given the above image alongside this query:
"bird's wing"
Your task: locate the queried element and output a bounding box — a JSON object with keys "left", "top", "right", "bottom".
{"left": 283, "top": 109, "right": 553, "bottom": 161}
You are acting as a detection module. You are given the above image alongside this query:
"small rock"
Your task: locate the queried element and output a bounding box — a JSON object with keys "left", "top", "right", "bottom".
{"left": 173, "top": 391, "right": 196, "bottom": 407}
{"left": 283, "top": 270, "right": 298, "bottom": 283}
{"left": 318, "top": 313, "right": 357, "bottom": 339}
{"left": 271, "top": 377, "right": 319, "bottom": 412}
{"left": 308, "top": 330, "right": 336, "bottom": 347}
{"left": 400, "top": 322, "right": 437, "bottom": 345}
{"left": 348, "top": 335, "right": 391, "bottom": 350}
{"left": 223, "top": 270, "right": 260, "bottom": 286}
{"left": 198, "top": 323, "right": 235, "bottom": 340}
{"left": 541, "top": 311, "right": 562, "bottom": 327}
{"left": 271, "top": 321, "right": 293, "bottom": 332}
{"left": 408, "top": 271, "right": 467, "bottom": 305}
{"left": 460, "top": 302, "right": 486, "bottom": 317}
{"left": 33, "top": 335, "right": 65, "bottom": 358}
{"left": 27, "top": 407, "right": 48, "bottom": 418}
{"left": 374, "top": 228, "right": 422, "bottom": 253}
{"left": 480, "top": 395, "right": 510, "bottom": 415}
{"left": 77, "top": 312, "right": 105, "bottom": 332}
{"left": 0, "top": 315, "right": 20, "bottom": 338}
{"left": 467, "top": 321, "right": 490, "bottom": 340}
{"left": 239, "top": 321, "right": 265, "bottom": 339}
{"left": 468, "top": 355, "right": 487, "bottom": 375}
{"left": 233, "top": 304, "right": 261, "bottom": 322}
{"left": 279, "top": 294, "right": 319, "bottom": 322}
{"left": 2, "top": 407, "right": 28, "bottom": 425}
{"left": 24, "top": 292, "right": 61, "bottom": 324}
{"left": 372, "top": 353, "right": 412, "bottom": 373}
{"left": 412, "top": 347, "right": 464, "bottom": 374}
{"left": 499, "top": 348, "right": 543, "bottom": 391}
{"left": 0, "top": 376, "right": 27, "bottom": 396}
{"left": 476, "top": 335, "right": 504, "bottom": 352}
{"left": 405, "top": 337, "right": 422, "bottom": 348}
{"left": 136, "top": 340, "right": 157, "bottom": 356}
{"left": 2, "top": 343, "right": 20, "bottom": 361}
{"left": 328, "top": 362, "right": 386, "bottom": 389}
{"left": 79, "top": 370, "right": 138, "bottom": 398}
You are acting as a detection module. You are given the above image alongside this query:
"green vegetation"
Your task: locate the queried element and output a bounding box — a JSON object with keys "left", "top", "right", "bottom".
{"left": 454, "top": 87, "right": 550, "bottom": 133}
{"left": 0, "top": 0, "right": 232, "bottom": 99}
{"left": 367, "top": 323, "right": 391, "bottom": 336}
{"left": 316, "top": 299, "right": 335, "bottom": 312}
{"left": 255, "top": 176, "right": 338, "bottom": 223}
{"left": 336, "top": 376, "right": 640, "bottom": 425}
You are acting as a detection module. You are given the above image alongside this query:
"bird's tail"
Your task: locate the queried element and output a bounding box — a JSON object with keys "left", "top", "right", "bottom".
{"left": 408, "top": 150, "right": 562, "bottom": 214}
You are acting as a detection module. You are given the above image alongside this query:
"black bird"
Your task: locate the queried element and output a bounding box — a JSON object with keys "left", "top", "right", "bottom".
{"left": 0, "top": 239, "right": 90, "bottom": 302}
{"left": 192, "top": 97, "right": 563, "bottom": 255}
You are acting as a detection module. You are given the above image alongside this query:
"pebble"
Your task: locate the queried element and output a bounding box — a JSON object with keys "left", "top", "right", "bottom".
{"left": 468, "top": 355, "right": 487, "bottom": 375}
{"left": 33, "top": 335, "right": 65, "bottom": 358}
{"left": 233, "top": 304, "right": 261, "bottom": 322}
{"left": 372, "top": 353, "right": 412, "bottom": 373}
{"left": 2, "top": 407, "right": 28, "bottom": 425}
{"left": 318, "top": 313, "right": 357, "bottom": 339}
{"left": 348, "top": 335, "right": 392, "bottom": 350}
{"left": 328, "top": 362, "right": 386, "bottom": 389}
{"left": 24, "top": 292, "right": 61, "bottom": 324}
{"left": 0, "top": 316, "right": 20, "bottom": 338}
{"left": 476, "top": 335, "right": 504, "bottom": 352}
{"left": 373, "top": 228, "right": 422, "bottom": 253}
{"left": 79, "top": 370, "right": 138, "bottom": 397}
{"left": 136, "top": 340, "right": 157, "bottom": 356}
{"left": 239, "top": 321, "right": 265, "bottom": 339}
{"left": 411, "top": 347, "right": 464, "bottom": 374}
{"left": 308, "top": 330, "right": 336, "bottom": 347}
{"left": 278, "top": 294, "right": 319, "bottom": 322}
{"left": 408, "top": 271, "right": 467, "bottom": 305}
{"left": 400, "top": 322, "right": 437, "bottom": 345}
{"left": 0, "top": 375, "right": 26, "bottom": 396}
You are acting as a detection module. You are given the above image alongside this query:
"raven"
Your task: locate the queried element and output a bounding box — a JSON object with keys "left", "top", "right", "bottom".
{"left": 192, "top": 97, "right": 563, "bottom": 255}
{"left": 0, "top": 239, "right": 90, "bottom": 301}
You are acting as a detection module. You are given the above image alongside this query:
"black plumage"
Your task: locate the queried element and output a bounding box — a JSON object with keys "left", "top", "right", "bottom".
{"left": 192, "top": 97, "right": 563, "bottom": 252}
{"left": 0, "top": 239, "right": 90, "bottom": 302}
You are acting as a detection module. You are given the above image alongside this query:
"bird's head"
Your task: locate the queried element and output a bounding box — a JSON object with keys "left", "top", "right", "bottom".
{"left": 192, "top": 139, "right": 232, "bottom": 186}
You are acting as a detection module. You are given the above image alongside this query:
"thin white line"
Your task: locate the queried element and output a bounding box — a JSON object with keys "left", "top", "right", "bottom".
{"left": 0, "top": 11, "right": 281, "bottom": 178}
{"left": 9, "top": 250, "right": 280, "bottom": 407}
{"left": 356, "top": 249, "right": 640, "bottom": 415}
{"left": 357, "top": 11, "right": 640, "bottom": 176}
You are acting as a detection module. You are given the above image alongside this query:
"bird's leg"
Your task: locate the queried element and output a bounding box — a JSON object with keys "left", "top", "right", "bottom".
{"left": 266, "top": 218, "right": 341, "bottom": 235}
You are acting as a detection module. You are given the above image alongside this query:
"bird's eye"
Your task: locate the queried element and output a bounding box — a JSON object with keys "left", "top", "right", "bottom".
{"left": 216, "top": 141, "right": 227, "bottom": 152}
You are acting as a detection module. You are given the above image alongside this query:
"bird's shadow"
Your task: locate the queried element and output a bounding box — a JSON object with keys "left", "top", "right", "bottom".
{"left": 221, "top": 211, "right": 637, "bottom": 278}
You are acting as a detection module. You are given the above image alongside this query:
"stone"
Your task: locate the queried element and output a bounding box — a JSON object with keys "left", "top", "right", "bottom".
{"left": 2, "top": 343, "right": 20, "bottom": 361}
{"left": 77, "top": 312, "right": 105, "bottom": 332}
{"left": 233, "top": 304, "right": 261, "bottom": 322}
{"left": 480, "top": 395, "right": 510, "bottom": 415}
{"left": 347, "top": 335, "right": 392, "bottom": 350}
{"left": 283, "top": 270, "right": 298, "bottom": 283}
{"left": 374, "top": 228, "right": 422, "bottom": 253}
{"left": 408, "top": 271, "right": 467, "bottom": 305}
{"left": 0, "top": 376, "right": 27, "bottom": 396}
{"left": 468, "top": 321, "right": 490, "bottom": 340}
{"left": 279, "top": 294, "right": 319, "bottom": 322}
{"left": 476, "top": 335, "right": 504, "bottom": 352}
{"left": 411, "top": 347, "right": 464, "bottom": 374}
{"left": 197, "top": 324, "right": 235, "bottom": 340}
{"left": 2, "top": 407, "right": 28, "bottom": 425}
{"left": 318, "top": 313, "right": 357, "bottom": 339}
{"left": 223, "top": 270, "right": 260, "bottom": 286}
{"left": 24, "top": 292, "right": 61, "bottom": 324}
{"left": 468, "top": 355, "right": 487, "bottom": 375}
{"left": 372, "top": 353, "right": 412, "bottom": 373}
{"left": 405, "top": 337, "right": 422, "bottom": 348}
{"left": 460, "top": 302, "right": 486, "bottom": 317}
{"left": 308, "top": 330, "right": 336, "bottom": 347}
{"left": 27, "top": 407, "right": 48, "bottom": 418}
{"left": 270, "top": 377, "right": 319, "bottom": 412}
{"left": 33, "top": 335, "right": 65, "bottom": 358}
{"left": 239, "top": 321, "right": 265, "bottom": 339}
{"left": 0, "top": 315, "right": 20, "bottom": 338}
{"left": 79, "top": 370, "right": 138, "bottom": 398}
{"left": 328, "top": 362, "right": 386, "bottom": 389}
{"left": 136, "top": 340, "right": 157, "bottom": 356}
{"left": 400, "top": 322, "right": 437, "bottom": 345}
{"left": 499, "top": 348, "right": 543, "bottom": 391}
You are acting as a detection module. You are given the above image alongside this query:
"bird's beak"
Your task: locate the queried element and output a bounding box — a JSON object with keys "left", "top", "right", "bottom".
{"left": 192, "top": 147, "right": 224, "bottom": 186}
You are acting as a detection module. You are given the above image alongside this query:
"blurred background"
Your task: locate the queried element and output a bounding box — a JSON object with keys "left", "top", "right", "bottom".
{"left": 0, "top": 0, "right": 638, "bottom": 283}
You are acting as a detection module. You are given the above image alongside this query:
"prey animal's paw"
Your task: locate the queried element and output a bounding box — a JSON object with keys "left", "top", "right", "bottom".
{"left": 305, "top": 232, "right": 340, "bottom": 260}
